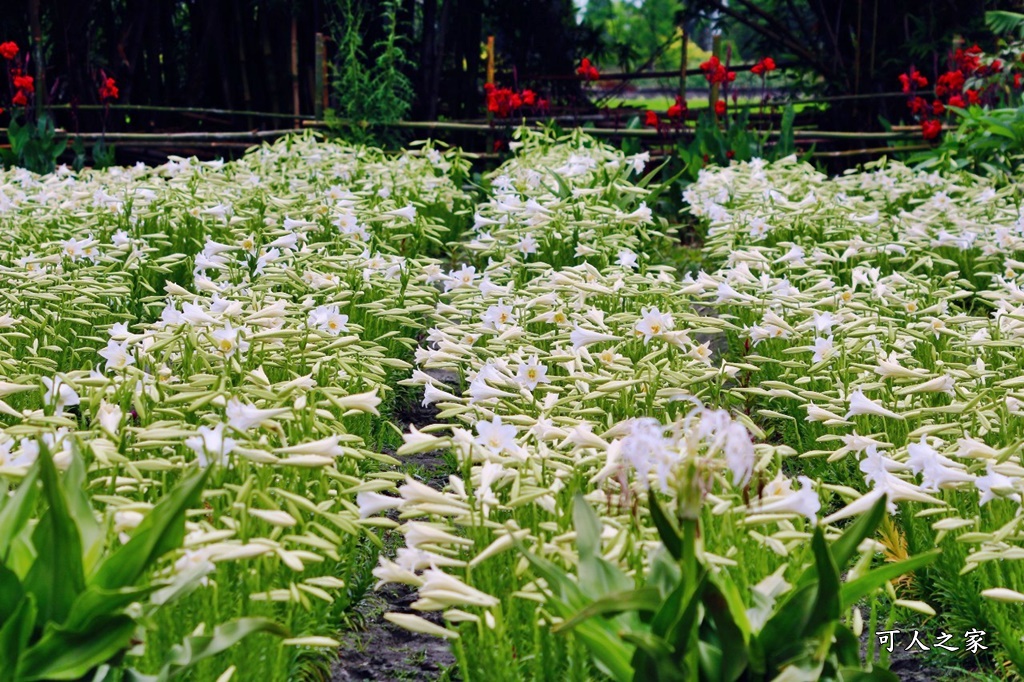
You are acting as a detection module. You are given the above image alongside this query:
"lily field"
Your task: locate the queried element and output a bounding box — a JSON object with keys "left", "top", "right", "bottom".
{"left": 3, "top": 128, "right": 1024, "bottom": 681}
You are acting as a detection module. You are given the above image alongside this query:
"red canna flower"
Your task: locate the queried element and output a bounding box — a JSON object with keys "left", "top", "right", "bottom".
{"left": 11, "top": 89, "right": 27, "bottom": 106}
{"left": 935, "top": 70, "right": 965, "bottom": 98}
{"left": 644, "top": 110, "right": 659, "bottom": 127}
{"left": 714, "top": 100, "right": 726, "bottom": 116}
{"left": 966, "top": 88, "right": 980, "bottom": 105}
{"left": 1015, "top": 73, "right": 1022, "bottom": 89}
{"left": 898, "top": 67, "right": 928, "bottom": 94}
{"left": 751, "top": 56, "right": 776, "bottom": 76}
{"left": 521, "top": 89, "right": 536, "bottom": 106}
{"left": 700, "top": 56, "right": 734, "bottom": 85}
{"left": 576, "top": 57, "right": 599, "bottom": 81}
{"left": 932, "top": 99, "right": 945, "bottom": 115}
{"left": 666, "top": 95, "right": 686, "bottom": 120}
{"left": 0, "top": 41, "right": 17, "bottom": 60}
{"left": 13, "top": 74, "right": 33, "bottom": 91}
{"left": 947, "top": 94, "right": 966, "bottom": 108}
{"left": 921, "top": 119, "right": 942, "bottom": 140}
{"left": 907, "top": 96, "right": 928, "bottom": 115}
{"left": 99, "top": 76, "right": 119, "bottom": 102}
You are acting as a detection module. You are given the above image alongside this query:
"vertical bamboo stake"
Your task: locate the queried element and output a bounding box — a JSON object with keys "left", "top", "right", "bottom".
{"left": 486, "top": 35, "right": 495, "bottom": 87}
{"left": 486, "top": 35, "right": 495, "bottom": 152}
{"left": 315, "top": 32, "right": 326, "bottom": 120}
{"left": 29, "top": 0, "right": 46, "bottom": 111}
{"left": 710, "top": 33, "right": 721, "bottom": 125}
{"left": 679, "top": 29, "right": 688, "bottom": 105}
{"left": 291, "top": 16, "right": 300, "bottom": 126}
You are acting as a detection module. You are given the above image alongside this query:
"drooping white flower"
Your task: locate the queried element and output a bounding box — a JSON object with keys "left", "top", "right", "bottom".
{"left": 811, "top": 336, "right": 834, "bottom": 363}
{"left": 749, "top": 475, "right": 820, "bottom": 522}
{"left": 185, "top": 423, "right": 236, "bottom": 467}
{"left": 225, "top": 398, "right": 288, "bottom": 432}
{"left": 845, "top": 389, "right": 903, "bottom": 420}
{"left": 42, "top": 376, "right": 80, "bottom": 413}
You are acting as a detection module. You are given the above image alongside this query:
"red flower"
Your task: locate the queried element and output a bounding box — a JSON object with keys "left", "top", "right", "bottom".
{"left": 898, "top": 67, "right": 928, "bottom": 94}
{"left": 493, "top": 139, "right": 504, "bottom": 152}
{"left": 11, "top": 90, "right": 27, "bottom": 106}
{"left": 751, "top": 56, "right": 776, "bottom": 76}
{"left": 954, "top": 46, "right": 982, "bottom": 74}
{"left": 700, "top": 56, "right": 734, "bottom": 85}
{"left": 907, "top": 96, "right": 928, "bottom": 115}
{"left": 576, "top": 57, "right": 599, "bottom": 81}
{"left": 0, "top": 41, "right": 17, "bottom": 60}
{"left": 714, "top": 100, "right": 726, "bottom": 116}
{"left": 644, "top": 110, "right": 659, "bottom": 127}
{"left": 966, "top": 89, "right": 980, "bottom": 105}
{"left": 521, "top": 89, "right": 536, "bottom": 106}
{"left": 935, "top": 70, "right": 965, "bottom": 98}
{"left": 932, "top": 100, "right": 945, "bottom": 115}
{"left": 666, "top": 95, "right": 686, "bottom": 120}
{"left": 726, "top": 150, "right": 735, "bottom": 159}
{"left": 947, "top": 94, "right": 966, "bottom": 108}
{"left": 13, "top": 74, "right": 33, "bottom": 91}
{"left": 921, "top": 119, "right": 942, "bottom": 140}
{"left": 1015, "top": 73, "right": 1023, "bottom": 89}
{"left": 991, "top": 59, "right": 1003, "bottom": 73}
{"left": 536, "top": 98, "right": 549, "bottom": 112}
{"left": 99, "top": 76, "right": 119, "bottom": 102}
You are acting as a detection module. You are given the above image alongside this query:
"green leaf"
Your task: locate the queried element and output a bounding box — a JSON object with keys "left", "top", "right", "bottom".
{"left": 18, "top": 616, "right": 137, "bottom": 681}
{"left": 827, "top": 496, "right": 887, "bottom": 574}
{"left": 574, "top": 496, "right": 630, "bottom": 597}
{"left": 647, "top": 490, "right": 682, "bottom": 560}
{"left": 805, "top": 528, "right": 841, "bottom": 635}
{"left": 91, "top": 467, "right": 209, "bottom": 590}
{"left": 552, "top": 587, "right": 662, "bottom": 633}
{"left": 702, "top": 578, "right": 749, "bottom": 681}
{"left": 62, "top": 449, "right": 102, "bottom": 572}
{"left": 159, "top": 618, "right": 288, "bottom": 678}
{"left": 838, "top": 667, "right": 900, "bottom": 681}
{"left": 64, "top": 584, "right": 157, "bottom": 632}
{"left": 0, "top": 563, "right": 26, "bottom": 630}
{"left": 840, "top": 551, "right": 940, "bottom": 607}
{"left": 23, "top": 450, "right": 86, "bottom": 627}
{"left": 0, "top": 467, "right": 40, "bottom": 560}
{"left": 0, "top": 594, "right": 34, "bottom": 676}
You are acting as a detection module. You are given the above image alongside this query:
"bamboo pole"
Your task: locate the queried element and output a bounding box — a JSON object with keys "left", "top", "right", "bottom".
{"left": 679, "top": 29, "right": 688, "bottom": 103}
{"left": 315, "top": 32, "right": 326, "bottom": 120}
{"left": 290, "top": 16, "right": 300, "bottom": 127}
{"left": 710, "top": 33, "right": 722, "bottom": 124}
{"left": 486, "top": 35, "right": 495, "bottom": 151}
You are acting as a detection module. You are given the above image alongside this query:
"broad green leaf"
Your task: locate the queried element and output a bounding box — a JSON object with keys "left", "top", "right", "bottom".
{"left": 552, "top": 587, "right": 662, "bottom": 633}
{"left": 702, "top": 578, "right": 749, "bottom": 681}
{"left": 805, "top": 529, "right": 840, "bottom": 636}
{"left": 0, "top": 594, "right": 34, "bottom": 675}
{"left": 648, "top": 490, "right": 682, "bottom": 560}
{"left": 840, "top": 551, "right": 940, "bottom": 607}
{"left": 23, "top": 451, "right": 86, "bottom": 627}
{"left": 18, "top": 616, "right": 137, "bottom": 681}
{"left": 160, "top": 618, "right": 288, "bottom": 678}
{"left": 91, "top": 467, "right": 209, "bottom": 590}
{"left": 0, "top": 467, "right": 40, "bottom": 560}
